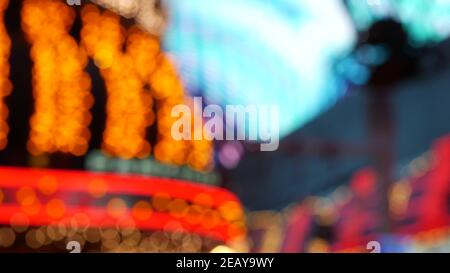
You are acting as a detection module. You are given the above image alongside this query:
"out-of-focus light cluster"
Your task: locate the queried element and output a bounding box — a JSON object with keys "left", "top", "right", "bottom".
{"left": 0, "top": 167, "right": 248, "bottom": 252}
{"left": 22, "top": 0, "right": 93, "bottom": 156}
{"left": 348, "top": 0, "right": 450, "bottom": 45}
{"left": 81, "top": 5, "right": 213, "bottom": 170}
{"left": 81, "top": 5, "right": 154, "bottom": 159}
{"left": 246, "top": 211, "right": 285, "bottom": 253}
{"left": 279, "top": 135, "right": 450, "bottom": 253}
{"left": 0, "top": 0, "right": 11, "bottom": 150}
{"left": 166, "top": 0, "right": 356, "bottom": 138}
{"left": 0, "top": 224, "right": 225, "bottom": 253}
{"left": 0, "top": 1, "right": 213, "bottom": 171}
{"left": 152, "top": 59, "right": 213, "bottom": 171}
{"left": 7, "top": 188, "right": 246, "bottom": 250}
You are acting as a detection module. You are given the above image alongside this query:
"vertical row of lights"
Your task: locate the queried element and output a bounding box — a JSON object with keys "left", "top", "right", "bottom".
{"left": 1, "top": 1, "right": 212, "bottom": 171}
{"left": 22, "top": 0, "right": 93, "bottom": 156}
{"left": 81, "top": 4, "right": 213, "bottom": 171}
{"left": 151, "top": 63, "right": 213, "bottom": 171}
{"left": 0, "top": 0, "right": 11, "bottom": 150}
{"left": 81, "top": 5, "right": 155, "bottom": 159}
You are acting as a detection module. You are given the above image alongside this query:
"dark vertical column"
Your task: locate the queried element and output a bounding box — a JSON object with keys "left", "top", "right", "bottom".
{"left": 368, "top": 88, "right": 394, "bottom": 233}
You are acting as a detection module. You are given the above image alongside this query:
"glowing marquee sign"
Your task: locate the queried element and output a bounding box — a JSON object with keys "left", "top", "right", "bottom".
{"left": 0, "top": 0, "right": 213, "bottom": 171}
{"left": 23, "top": 0, "right": 93, "bottom": 156}
{"left": 0, "top": 166, "right": 246, "bottom": 244}
{"left": 347, "top": 0, "right": 450, "bottom": 45}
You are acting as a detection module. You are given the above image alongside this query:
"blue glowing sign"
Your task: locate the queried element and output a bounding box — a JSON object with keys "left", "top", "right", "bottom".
{"left": 164, "top": 0, "right": 356, "bottom": 137}
{"left": 347, "top": 0, "right": 450, "bottom": 45}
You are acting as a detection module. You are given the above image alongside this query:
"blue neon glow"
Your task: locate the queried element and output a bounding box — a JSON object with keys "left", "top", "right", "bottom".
{"left": 347, "top": 0, "right": 450, "bottom": 45}
{"left": 163, "top": 0, "right": 356, "bottom": 138}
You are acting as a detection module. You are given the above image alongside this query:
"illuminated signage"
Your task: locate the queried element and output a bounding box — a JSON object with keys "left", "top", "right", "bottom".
{"left": 0, "top": 0, "right": 11, "bottom": 150}
{"left": 347, "top": 0, "right": 450, "bottom": 45}
{"left": 81, "top": 6, "right": 156, "bottom": 159}
{"left": 333, "top": 136, "right": 450, "bottom": 250}
{"left": 393, "top": 137, "right": 450, "bottom": 232}
{"left": 333, "top": 169, "right": 380, "bottom": 250}
{"left": 79, "top": 5, "right": 213, "bottom": 170}
{"left": 0, "top": 167, "right": 246, "bottom": 245}
{"left": 0, "top": 1, "right": 213, "bottom": 172}
{"left": 22, "top": 0, "right": 93, "bottom": 156}
{"left": 283, "top": 135, "right": 450, "bottom": 252}
{"left": 165, "top": 0, "right": 356, "bottom": 137}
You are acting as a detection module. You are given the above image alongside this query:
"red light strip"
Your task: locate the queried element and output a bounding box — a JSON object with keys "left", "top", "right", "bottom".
{"left": 0, "top": 167, "right": 239, "bottom": 208}
{"left": 0, "top": 167, "right": 244, "bottom": 242}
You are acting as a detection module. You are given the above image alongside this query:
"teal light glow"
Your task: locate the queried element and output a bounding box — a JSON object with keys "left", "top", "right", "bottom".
{"left": 164, "top": 0, "right": 356, "bottom": 138}
{"left": 347, "top": 0, "right": 450, "bottom": 45}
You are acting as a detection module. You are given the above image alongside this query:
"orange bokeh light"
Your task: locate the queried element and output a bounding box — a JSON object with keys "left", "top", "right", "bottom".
{"left": 45, "top": 198, "right": 66, "bottom": 220}
{"left": 22, "top": 0, "right": 92, "bottom": 156}
{"left": 0, "top": 0, "right": 11, "bottom": 151}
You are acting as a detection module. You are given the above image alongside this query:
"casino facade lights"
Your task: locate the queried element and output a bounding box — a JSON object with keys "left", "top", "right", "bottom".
{"left": 281, "top": 135, "right": 450, "bottom": 253}
{"left": 23, "top": 0, "right": 93, "bottom": 156}
{"left": 0, "top": 0, "right": 11, "bottom": 151}
{"left": 79, "top": 4, "right": 213, "bottom": 170}
{"left": 0, "top": 167, "right": 246, "bottom": 252}
{"left": 0, "top": 0, "right": 239, "bottom": 252}
{"left": 0, "top": 0, "right": 216, "bottom": 172}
